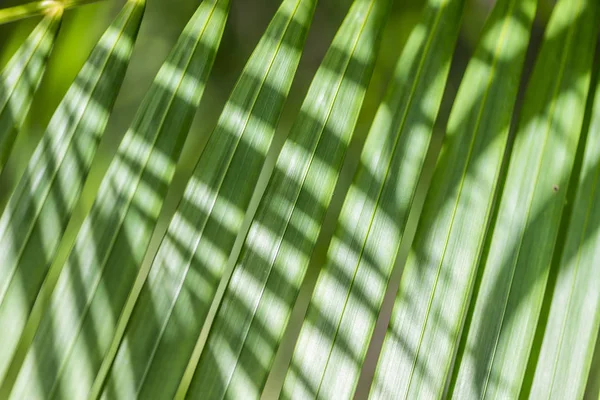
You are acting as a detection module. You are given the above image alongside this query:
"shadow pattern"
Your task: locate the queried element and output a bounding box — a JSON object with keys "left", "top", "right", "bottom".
{"left": 281, "top": 0, "right": 466, "bottom": 398}
{"left": 0, "top": 1, "right": 142, "bottom": 392}
{"left": 184, "top": 0, "right": 393, "bottom": 398}
{"left": 101, "top": 0, "right": 317, "bottom": 398}
{"left": 7, "top": 0, "right": 229, "bottom": 398}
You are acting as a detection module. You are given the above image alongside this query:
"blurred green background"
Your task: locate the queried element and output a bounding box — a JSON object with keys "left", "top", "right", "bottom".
{"left": 2, "top": 0, "right": 593, "bottom": 396}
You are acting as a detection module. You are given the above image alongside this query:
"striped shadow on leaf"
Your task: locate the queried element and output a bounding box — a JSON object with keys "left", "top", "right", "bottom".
{"left": 6, "top": 0, "right": 229, "bottom": 399}
{"left": 527, "top": 61, "right": 600, "bottom": 400}
{"left": 177, "top": 0, "right": 393, "bottom": 398}
{"left": 452, "top": 0, "right": 600, "bottom": 397}
{"left": 372, "top": 0, "right": 538, "bottom": 398}
{"left": 0, "top": 10, "right": 61, "bottom": 172}
{"left": 282, "top": 0, "right": 466, "bottom": 398}
{"left": 0, "top": 0, "right": 143, "bottom": 393}
{"left": 97, "top": 0, "right": 317, "bottom": 398}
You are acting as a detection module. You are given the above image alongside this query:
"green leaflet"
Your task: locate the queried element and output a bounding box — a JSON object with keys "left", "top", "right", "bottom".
{"left": 0, "top": 0, "right": 142, "bottom": 390}
{"left": 7, "top": 0, "right": 229, "bottom": 398}
{"left": 99, "top": 0, "right": 316, "bottom": 398}
{"left": 528, "top": 69, "right": 600, "bottom": 399}
{"left": 372, "top": 0, "right": 537, "bottom": 398}
{"left": 0, "top": 0, "right": 100, "bottom": 25}
{"left": 0, "top": 11, "right": 61, "bottom": 171}
{"left": 282, "top": 0, "right": 465, "bottom": 398}
{"left": 179, "top": 0, "right": 392, "bottom": 398}
{"left": 452, "top": 0, "right": 599, "bottom": 398}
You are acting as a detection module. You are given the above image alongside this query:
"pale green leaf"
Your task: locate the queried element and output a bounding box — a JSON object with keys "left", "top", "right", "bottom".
{"left": 372, "top": 0, "right": 538, "bottom": 398}
{"left": 178, "top": 0, "right": 392, "bottom": 398}
{"left": 7, "top": 0, "right": 229, "bottom": 398}
{"left": 0, "top": 0, "right": 143, "bottom": 390}
{"left": 0, "top": 11, "right": 61, "bottom": 171}
{"left": 528, "top": 69, "right": 600, "bottom": 400}
{"left": 282, "top": 0, "right": 466, "bottom": 398}
{"left": 452, "top": 0, "right": 599, "bottom": 397}
{"left": 97, "top": 0, "right": 316, "bottom": 398}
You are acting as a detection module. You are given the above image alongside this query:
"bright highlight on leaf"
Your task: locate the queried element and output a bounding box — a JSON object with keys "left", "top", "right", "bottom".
{"left": 452, "top": 0, "right": 599, "bottom": 397}
{"left": 0, "top": 13, "right": 61, "bottom": 172}
{"left": 0, "top": 0, "right": 142, "bottom": 391}
{"left": 177, "top": 0, "right": 393, "bottom": 398}
{"left": 7, "top": 0, "right": 229, "bottom": 398}
{"left": 372, "top": 0, "right": 538, "bottom": 398}
{"left": 100, "top": 0, "right": 316, "bottom": 398}
{"left": 282, "top": 0, "right": 465, "bottom": 398}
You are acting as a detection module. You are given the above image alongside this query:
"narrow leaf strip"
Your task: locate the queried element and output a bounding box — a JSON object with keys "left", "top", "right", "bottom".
{"left": 0, "top": 11, "right": 61, "bottom": 171}
{"left": 0, "top": 0, "right": 100, "bottom": 25}
{"left": 371, "top": 0, "right": 537, "bottom": 398}
{"left": 282, "top": 0, "right": 466, "bottom": 398}
{"left": 98, "top": 1, "right": 316, "bottom": 398}
{"left": 180, "top": 0, "right": 392, "bottom": 398}
{"left": 8, "top": 1, "right": 229, "bottom": 398}
{"left": 0, "top": 0, "right": 142, "bottom": 389}
{"left": 452, "top": 0, "right": 599, "bottom": 398}
{"left": 528, "top": 68, "right": 600, "bottom": 400}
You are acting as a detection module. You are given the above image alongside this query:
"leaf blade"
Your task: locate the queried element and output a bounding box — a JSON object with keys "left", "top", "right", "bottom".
{"left": 282, "top": 0, "right": 466, "bottom": 398}
{"left": 180, "top": 0, "right": 393, "bottom": 397}
{"left": 452, "top": 0, "right": 600, "bottom": 397}
{"left": 371, "top": 0, "right": 539, "bottom": 397}
{"left": 0, "top": 0, "right": 142, "bottom": 391}
{"left": 0, "top": 12, "right": 61, "bottom": 171}
{"left": 528, "top": 66, "right": 600, "bottom": 400}
{"left": 7, "top": 0, "right": 229, "bottom": 398}
{"left": 98, "top": 0, "right": 317, "bottom": 398}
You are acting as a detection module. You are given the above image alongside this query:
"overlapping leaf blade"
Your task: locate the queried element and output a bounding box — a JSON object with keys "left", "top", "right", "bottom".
{"left": 452, "top": 0, "right": 599, "bottom": 397}
{"left": 371, "top": 0, "right": 538, "bottom": 398}
{"left": 98, "top": 0, "right": 317, "bottom": 398}
{"left": 179, "top": 0, "right": 392, "bottom": 398}
{"left": 8, "top": 0, "right": 229, "bottom": 398}
{"left": 282, "top": 0, "right": 466, "bottom": 398}
{"left": 528, "top": 68, "right": 600, "bottom": 399}
{"left": 0, "top": 11, "right": 61, "bottom": 171}
{"left": 0, "top": 0, "right": 143, "bottom": 389}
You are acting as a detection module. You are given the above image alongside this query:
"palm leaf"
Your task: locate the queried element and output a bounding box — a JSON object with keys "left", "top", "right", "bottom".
{"left": 452, "top": 0, "right": 600, "bottom": 397}
{"left": 0, "top": 0, "right": 101, "bottom": 25}
{"left": 282, "top": 0, "right": 466, "bottom": 398}
{"left": 97, "top": 0, "right": 316, "bottom": 398}
{"left": 0, "top": 0, "right": 143, "bottom": 390}
{"left": 7, "top": 0, "right": 229, "bottom": 398}
{"left": 528, "top": 68, "right": 600, "bottom": 399}
{"left": 0, "top": 11, "right": 61, "bottom": 172}
{"left": 177, "top": 0, "right": 392, "bottom": 397}
{"left": 372, "top": 0, "right": 538, "bottom": 397}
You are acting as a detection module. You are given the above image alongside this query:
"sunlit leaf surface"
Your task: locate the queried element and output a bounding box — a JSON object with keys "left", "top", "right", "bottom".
{"left": 282, "top": 0, "right": 466, "bottom": 398}
{"left": 100, "top": 0, "right": 316, "bottom": 398}
{"left": 528, "top": 69, "right": 600, "bottom": 400}
{"left": 0, "top": 0, "right": 142, "bottom": 390}
{"left": 7, "top": 0, "right": 229, "bottom": 398}
{"left": 372, "top": 0, "right": 538, "bottom": 398}
{"left": 179, "top": 0, "right": 392, "bottom": 398}
{"left": 452, "top": 0, "right": 599, "bottom": 397}
{"left": 0, "top": 11, "right": 61, "bottom": 171}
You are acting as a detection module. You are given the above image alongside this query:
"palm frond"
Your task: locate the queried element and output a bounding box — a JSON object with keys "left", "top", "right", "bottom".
{"left": 0, "top": 12, "right": 61, "bottom": 172}
{"left": 0, "top": 0, "right": 142, "bottom": 392}
{"left": 452, "top": 0, "right": 599, "bottom": 397}
{"left": 283, "top": 0, "right": 466, "bottom": 397}
{"left": 6, "top": 0, "right": 229, "bottom": 398}
{"left": 98, "top": 0, "right": 316, "bottom": 398}
{"left": 373, "top": 0, "right": 538, "bottom": 397}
